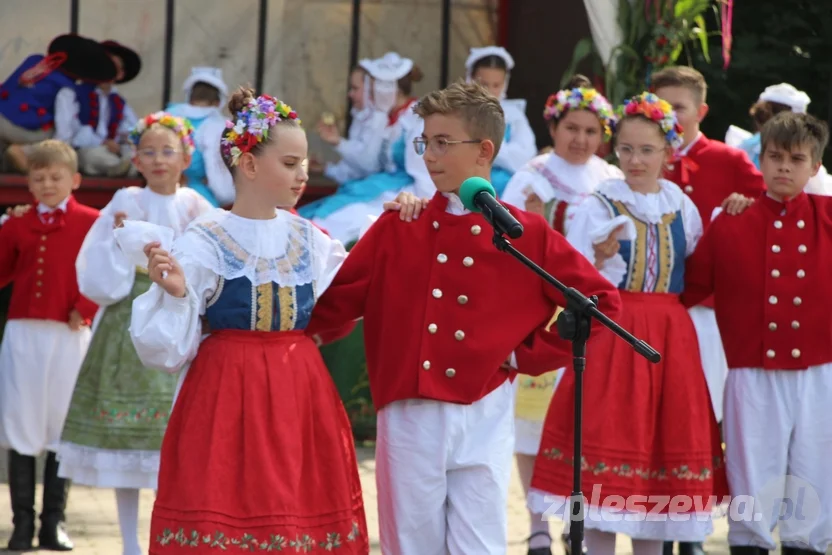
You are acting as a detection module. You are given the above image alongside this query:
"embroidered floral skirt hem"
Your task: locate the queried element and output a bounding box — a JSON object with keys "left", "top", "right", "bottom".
{"left": 149, "top": 329, "right": 369, "bottom": 554}
{"left": 529, "top": 292, "right": 728, "bottom": 541}
{"left": 58, "top": 272, "right": 176, "bottom": 489}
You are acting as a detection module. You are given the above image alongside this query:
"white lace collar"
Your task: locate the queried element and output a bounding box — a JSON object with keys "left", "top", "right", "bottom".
{"left": 178, "top": 209, "right": 319, "bottom": 287}
{"left": 596, "top": 178, "right": 685, "bottom": 224}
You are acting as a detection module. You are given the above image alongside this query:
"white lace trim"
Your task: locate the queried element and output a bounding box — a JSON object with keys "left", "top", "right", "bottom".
{"left": 596, "top": 178, "right": 685, "bottom": 224}
{"left": 175, "top": 209, "right": 320, "bottom": 287}
{"left": 56, "top": 441, "right": 160, "bottom": 474}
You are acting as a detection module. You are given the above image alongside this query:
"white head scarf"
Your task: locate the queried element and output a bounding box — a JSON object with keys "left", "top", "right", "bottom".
{"left": 359, "top": 52, "right": 415, "bottom": 113}
{"left": 464, "top": 46, "right": 515, "bottom": 100}
{"left": 182, "top": 66, "right": 229, "bottom": 105}
{"left": 758, "top": 83, "right": 811, "bottom": 113}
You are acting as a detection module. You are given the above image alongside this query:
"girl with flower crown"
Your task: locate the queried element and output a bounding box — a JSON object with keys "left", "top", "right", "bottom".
{"left": 528, "top": 92, "right": 728, "bottom": 555}
{"left": 56, "top": 111, "right": 214, "bottom": 555}
{"left": 129, "top": 87, "right": 370, "bottom": 554}
{"left": 500, "top": 76, "right": 623, "bottom": 555}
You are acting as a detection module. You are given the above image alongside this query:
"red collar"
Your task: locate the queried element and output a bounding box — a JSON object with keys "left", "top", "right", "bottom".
{"left": 389, "top": 98, "right": 416, "bottom": 126}
{"left": 758, "top": 191, "right": 810, "bottom": 217}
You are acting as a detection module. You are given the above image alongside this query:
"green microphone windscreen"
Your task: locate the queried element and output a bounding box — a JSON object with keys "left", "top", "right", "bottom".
{"left": 459, "top": 177, "right": 495, "bottom": 213}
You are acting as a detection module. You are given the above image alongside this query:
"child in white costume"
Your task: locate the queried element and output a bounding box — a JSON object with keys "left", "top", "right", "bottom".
{"left": 465, "top": 46, "right": 537, "bottom": 196}
{"left": 299, "top": 52, "right": 426, "bottom": 245}
{"left": 166, "top": 67, "right": 235, "bottom": 207}
{"left": 501, "top": 79, "right": 621, "bottom": 555}
{"left": 726, "top": 83, "right": 832, "bottom": 195}
{"left": 316, "top": 63, "right": 390, "bottom": 185}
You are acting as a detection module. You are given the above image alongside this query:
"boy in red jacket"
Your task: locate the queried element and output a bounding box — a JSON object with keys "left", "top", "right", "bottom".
{"left": 308, "top": 81, "right": 622, "bottom": 555}
{"left": 0, "top": 139, "right": 99, "bottom": 551}
{"left": 684, "top": 112, "right": 832, "bottom": 555}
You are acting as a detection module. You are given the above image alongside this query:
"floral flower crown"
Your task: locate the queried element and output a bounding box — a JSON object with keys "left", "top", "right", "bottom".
{"left": 543, "top": 87, "right": 617, "bottom": 142}
{"left": 221, "top": 94, "right": 300, "bottom": 167}
{"left": 618, "top": 92, "right": 684, "bottom": 150}
{"left": 128, "top": 112, "right": 195, "bottom": 155}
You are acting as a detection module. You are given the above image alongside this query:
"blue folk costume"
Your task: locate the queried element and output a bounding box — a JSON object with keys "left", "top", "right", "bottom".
{"left": 165, "top": 67, "right": 234, "bottom": 207}
{"left": 0, "top": 35, "right": 116, "bottom": 143}
{"left": 529, "top": 178, "right": 727, "bottom": 542}
{"left": 129, "top": 210, "right": 369, "bottom": 553}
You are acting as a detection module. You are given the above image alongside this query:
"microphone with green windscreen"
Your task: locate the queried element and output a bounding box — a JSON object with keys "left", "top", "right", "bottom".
{"left": 459, "top": 177, "right": 524, "bottom": 238}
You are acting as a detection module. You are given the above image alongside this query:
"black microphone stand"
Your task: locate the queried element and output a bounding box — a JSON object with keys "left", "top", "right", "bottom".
{"left": 490, "top": 225, "right": 661, "bottom": 555}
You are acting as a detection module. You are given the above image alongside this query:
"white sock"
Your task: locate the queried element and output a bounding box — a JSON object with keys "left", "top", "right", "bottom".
{"left": 585, "top": 529, "right": 617, "bottom": 555}
{"left": 115, "top": 488, "right": 142, "bottom": 555}
{"left": 528, "top": 514, "right": 552, "bottom": 548}
{"left": 632, "top": 538, "right": 665, "bottom": 555}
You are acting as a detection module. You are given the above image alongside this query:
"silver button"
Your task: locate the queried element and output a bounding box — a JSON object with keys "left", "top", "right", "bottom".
{"left": 769, "top": 322, "right": 777, "bottom": 331}
{"left": 774, "top": 220, "right": 783, "bottom": 229}
{"left": 422, "top": 361, "right": 431, "bottom": 370}
{"left": 428, "top": 323, "right": 438, "bottom": 333}
{"left": 769, "top": 295, "right": 778, "bottom": 305}
{"left": 798, "top": 244, "right": 807, "bottom": 254}
{"left": 463, "top": 257, "right": 474, "bottom": 267}
{"left": 766, "top": 349, "right": 776, "bottom": 359}
{"left": 797, "top": 220, "right": 805, "bottom": 229}
{"left": 772, "top": 245, "right": 781, "bottom": 253}
{"left": 437, "top": 253, "right": 448, "bottom": 263}
{"left": 684, "top": 185, "right": 693, "bottom": 193}
{"left": 792, "top": 349, "right": 801, "bottom": 359}
{"left": 771, "top": 269, "right": 780, "bottom": 278}
{"left": 668, "top": 163, "right": 675, "bottom": 171}
{"left": 432, "top": 221, "right": 439, "bottom": 229}
{"left": 793, "top": 297, "right": 802, "bottom": 306}
{"left": 457, "top": 295, "right": 468, "bottom": 304}
{"left": 454, "top": 330, "right": 465, "bottom": 341}
{"left": 432, "top": 289, "right": 442, "bottom": 299}
{"left": 445, "top": 368, "right": 456, "bottom": 378}
{"left": 792, "top": 320, "right": 800, "bottom": 329}
{"left": 470, "top": 225, "right": 481, "bottom": 235}
{"left": 797, "top": 269, "right": 805, "bottom": 278}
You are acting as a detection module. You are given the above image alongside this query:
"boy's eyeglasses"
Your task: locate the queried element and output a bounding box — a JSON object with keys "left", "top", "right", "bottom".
{"left": 137, "top": 148, "right": 180, "bottom": 161}
{"left": 413, "top": 137, "right": 483, "bottom": 157}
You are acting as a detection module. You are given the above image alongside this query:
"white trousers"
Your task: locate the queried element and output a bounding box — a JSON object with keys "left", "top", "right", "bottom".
{"left": 724, "top": 366, "right": 832, "bottom": 553}
{"left": 375, "top": 380, "right": 515, "bottom": 555}
{"left": 0, "top": 320, "right": 90, "bottom": 455}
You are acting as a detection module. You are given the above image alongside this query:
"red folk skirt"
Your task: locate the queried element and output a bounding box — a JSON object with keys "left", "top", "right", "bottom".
{"left": 149, "top": 330, "right": 369, "bottom": 554}
{"left": 531, "top": 293, "right": 728, "bottom": 519}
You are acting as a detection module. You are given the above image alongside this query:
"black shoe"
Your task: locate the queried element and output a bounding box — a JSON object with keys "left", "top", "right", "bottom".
{"left": 679, "top": 541, "right": 706, "bottom": 555}
{"left": 527, "top": 531, "right": 553, "bottom": 555}
{"left": 664, "top": 541, "right": 675, "bottom": 555}
{"left": 730, "top": 547, "right": 767, "bottom": 555}
{"left": 38, "top": 451, "right": 73, "bottom": 551}
{"left": 7, "top": 450, "right": 36, "bottom": 551}
{"left": 783, "top": 547, "right": 822, "bottom": 555}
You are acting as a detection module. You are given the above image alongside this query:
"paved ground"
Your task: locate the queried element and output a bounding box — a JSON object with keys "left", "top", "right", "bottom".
{"left": 0, "top": 447, "right": 745, "bottom": 554}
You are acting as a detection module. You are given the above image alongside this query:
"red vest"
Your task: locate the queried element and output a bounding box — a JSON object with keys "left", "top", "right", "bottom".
{"left": 0, "top": 196, "right": 99, "bottom": 325}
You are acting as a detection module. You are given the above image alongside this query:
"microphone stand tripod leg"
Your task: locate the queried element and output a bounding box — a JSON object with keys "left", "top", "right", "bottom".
{"left": 555, "top": 299, "right": 595, "bottom": 555}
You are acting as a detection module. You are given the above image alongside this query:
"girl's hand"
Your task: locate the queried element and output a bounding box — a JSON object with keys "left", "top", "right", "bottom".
{"left": 592, "top": 224, "right": 625, "bottom": 268}
{"left": 6, "top": 204, "right": 31, "bottom": 218}
{"left": 383, "top": 192, "right": 429, "bottom": 221}
{"left": 524, "top": 193, "right": 545, "bottom": 216}
{"left": 316, "top": 122, "right": 341, "bottom": 145}
{"left": 68, "top": 308, "right": 87, "bottom": 331}
{"left": 144, "top": 241, "right": 186, "bottom": 298}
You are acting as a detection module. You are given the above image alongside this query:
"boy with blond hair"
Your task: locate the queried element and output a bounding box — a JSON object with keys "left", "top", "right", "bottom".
{"left": 307, "top": 81, "right": 622, "bottom": 555}
{"left": 684, "top": 112, "right": 832, "bottom": 555}
{"left": 0, "top": 139, "right": 99, "bottom": 551}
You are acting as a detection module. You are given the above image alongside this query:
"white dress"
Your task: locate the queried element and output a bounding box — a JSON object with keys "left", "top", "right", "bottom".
{"left": 501, "top": 153, "right": 622, "bottom": 455}
{"left": 324, "top": 107, "right": 390, "bottom": 184}
{"left": 56, "top": 186, "right": 213, "bottom": 489}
